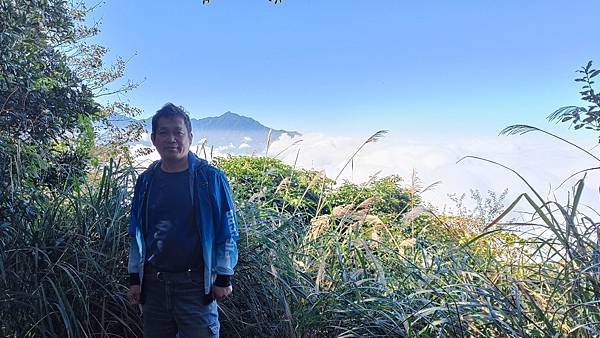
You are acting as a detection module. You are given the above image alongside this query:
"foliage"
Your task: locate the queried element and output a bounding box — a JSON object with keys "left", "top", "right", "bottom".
{"left": 547, "top": 60, "right": 600, "bottom": 135}
{"left": 447, "top": 188, "right": 509, "bottom": 228}
{"left": 470, "top": 61, "right": 600, "bottom": 336}
{"left": 62, "top": 2, "right": 145, "bottom": 162}
{"left": 325, "top": 175, "right": 417, "bottom": 223}
{"left": 217, "top": 156, "right": 326, "bottom": 221}
{"left": 214, "top": 153, "right": 595, "bottom": 337}
{"left": 0, "top": 0, "right": 99, "bottom": 194}
{"left": 0, "top": 0, "right": 143, "bottom": 228}
{"left": 4, "top": 149, "right": 599, "bottom": 336}
{"left": 0, "top": 160, "right": 140, "bottom": 337}
{"left": 0, "top": 2, "right": 143, "bottom": 336}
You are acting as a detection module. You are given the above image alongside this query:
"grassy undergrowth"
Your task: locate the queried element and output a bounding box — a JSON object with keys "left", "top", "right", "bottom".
{"left": 2, "top": 153, "right": 599, "bottom": 337}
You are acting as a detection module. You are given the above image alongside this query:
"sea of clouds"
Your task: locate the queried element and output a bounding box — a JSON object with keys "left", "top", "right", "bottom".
{"left": 133, "top": 131, "right": 600, "bottom": 220}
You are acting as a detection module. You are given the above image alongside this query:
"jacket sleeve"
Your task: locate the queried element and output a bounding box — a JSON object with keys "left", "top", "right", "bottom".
{"left": 209, "top": 169, "right": 239, "bottom": 277}
{"left": 128, "top": 175, "right": 143, "bottom": 237}
{"left": 127, "top": 175, "right": 143, "bottom": 284}
{"left": 128, "top": 238, "right": 141, "bottom": 285}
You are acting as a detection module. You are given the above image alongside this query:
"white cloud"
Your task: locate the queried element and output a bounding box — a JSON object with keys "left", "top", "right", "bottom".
{"left": 139, "top": 132, "right": 152, "bottom": 144}
{"left": 216, "top": 143, "right": 236, "bottom": 152}
{"left": 269, "top": 132, "right": 600, "bottom": 215}
{"left": 132, "top": 131, "right": 600, "bottom": 218}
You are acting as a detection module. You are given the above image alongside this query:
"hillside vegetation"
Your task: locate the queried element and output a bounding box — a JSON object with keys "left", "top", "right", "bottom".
{"left": 2, "top": 148, "right": 600, "bottom": 336}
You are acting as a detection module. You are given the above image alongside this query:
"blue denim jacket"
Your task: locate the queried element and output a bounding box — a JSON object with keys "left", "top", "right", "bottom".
{"left": 128, "top": 152, "right": 239, "bottom": 295}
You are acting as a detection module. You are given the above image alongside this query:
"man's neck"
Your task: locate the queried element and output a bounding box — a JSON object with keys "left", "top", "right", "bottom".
{"left": 160, "top": 157, "right": 189, "bottom": 173}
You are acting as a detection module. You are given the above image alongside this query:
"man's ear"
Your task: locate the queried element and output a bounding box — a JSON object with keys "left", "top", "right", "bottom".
{"left": 151, "top": 133, "right": 156, "bottom": 145}
{"left": 189, "top": 133, "right": 193, "bottom": 144}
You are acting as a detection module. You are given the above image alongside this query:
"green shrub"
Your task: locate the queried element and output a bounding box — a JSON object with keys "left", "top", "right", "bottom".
{"left": 0, "top": 160, "right": 140, "bottom": 337}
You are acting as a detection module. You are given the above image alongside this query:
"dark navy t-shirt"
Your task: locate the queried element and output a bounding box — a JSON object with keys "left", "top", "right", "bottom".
{"left": 145, "top": 168, "right": 203, "bottom": 272}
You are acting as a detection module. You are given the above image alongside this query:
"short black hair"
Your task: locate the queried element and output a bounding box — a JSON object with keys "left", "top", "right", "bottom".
{"left": 152, "top": 103, "right": 193, "bottom": 135}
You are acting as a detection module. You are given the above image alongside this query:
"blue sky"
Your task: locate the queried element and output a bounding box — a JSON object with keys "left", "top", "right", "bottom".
{"left": 89, "top": 0, "right": 600, "bottom": 137}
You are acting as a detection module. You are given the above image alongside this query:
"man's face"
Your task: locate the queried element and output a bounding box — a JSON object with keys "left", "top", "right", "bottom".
{"left": 151, "top": 116, "right": 192, "bottom": 163}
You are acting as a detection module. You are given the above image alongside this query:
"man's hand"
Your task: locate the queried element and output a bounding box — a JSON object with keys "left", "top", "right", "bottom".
{"left": 128, "top": 285, "right": 141, "bottom": 305}
{"left": 212, "top": 285, "right": 232, "bottom": 301}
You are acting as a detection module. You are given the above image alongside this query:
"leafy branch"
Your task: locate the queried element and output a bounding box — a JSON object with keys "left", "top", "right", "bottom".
{"left": 547, "top": 61, "right": 600, "bottom": 136}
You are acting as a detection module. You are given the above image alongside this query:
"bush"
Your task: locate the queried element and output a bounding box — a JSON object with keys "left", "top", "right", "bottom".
{"left": 0, "top": 160, "right": 140, "bottom": 337}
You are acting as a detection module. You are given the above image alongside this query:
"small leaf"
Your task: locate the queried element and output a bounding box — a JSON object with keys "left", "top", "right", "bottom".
{"left": 591, "top": 70, "right": 600, "bottom": 78}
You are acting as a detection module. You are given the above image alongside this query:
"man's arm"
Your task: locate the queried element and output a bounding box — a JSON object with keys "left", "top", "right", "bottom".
{"left": 209, "top": 169, "right": 239, "bottom": 291}
{"left": 127, "top": 238, "right": 142, "bottom": 304}
{"left": 127, "top": 175, "right": 143, "bottom": 305}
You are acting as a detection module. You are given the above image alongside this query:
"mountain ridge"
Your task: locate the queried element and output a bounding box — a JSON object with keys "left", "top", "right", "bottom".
{"left": 107, "top": 111, "right": 301, "bottom": 155}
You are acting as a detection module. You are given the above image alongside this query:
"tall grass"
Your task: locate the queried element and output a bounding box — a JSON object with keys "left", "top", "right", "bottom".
{"left": 215, "top": 151, "right": 600, "bottom": 337}
{"left": 3, "top": 148, "right": 599, "bottom": 337}
{"left": 1, "top": 159, "right": 141, "bottom": 337}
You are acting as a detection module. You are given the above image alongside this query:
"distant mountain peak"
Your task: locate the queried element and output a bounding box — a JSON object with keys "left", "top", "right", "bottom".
{"left": 221, "top": 111, "right": 239, "bottom": 117}
{"left": 202, "top": 111, "right": 265, "bottom": 130}
{"left": 110, "top": 110, "right": 301, "bottom": 155}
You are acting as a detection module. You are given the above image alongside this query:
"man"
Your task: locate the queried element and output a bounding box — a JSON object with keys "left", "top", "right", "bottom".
{"left": 127, "top": 103, "right": 239, "bottom": 338}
